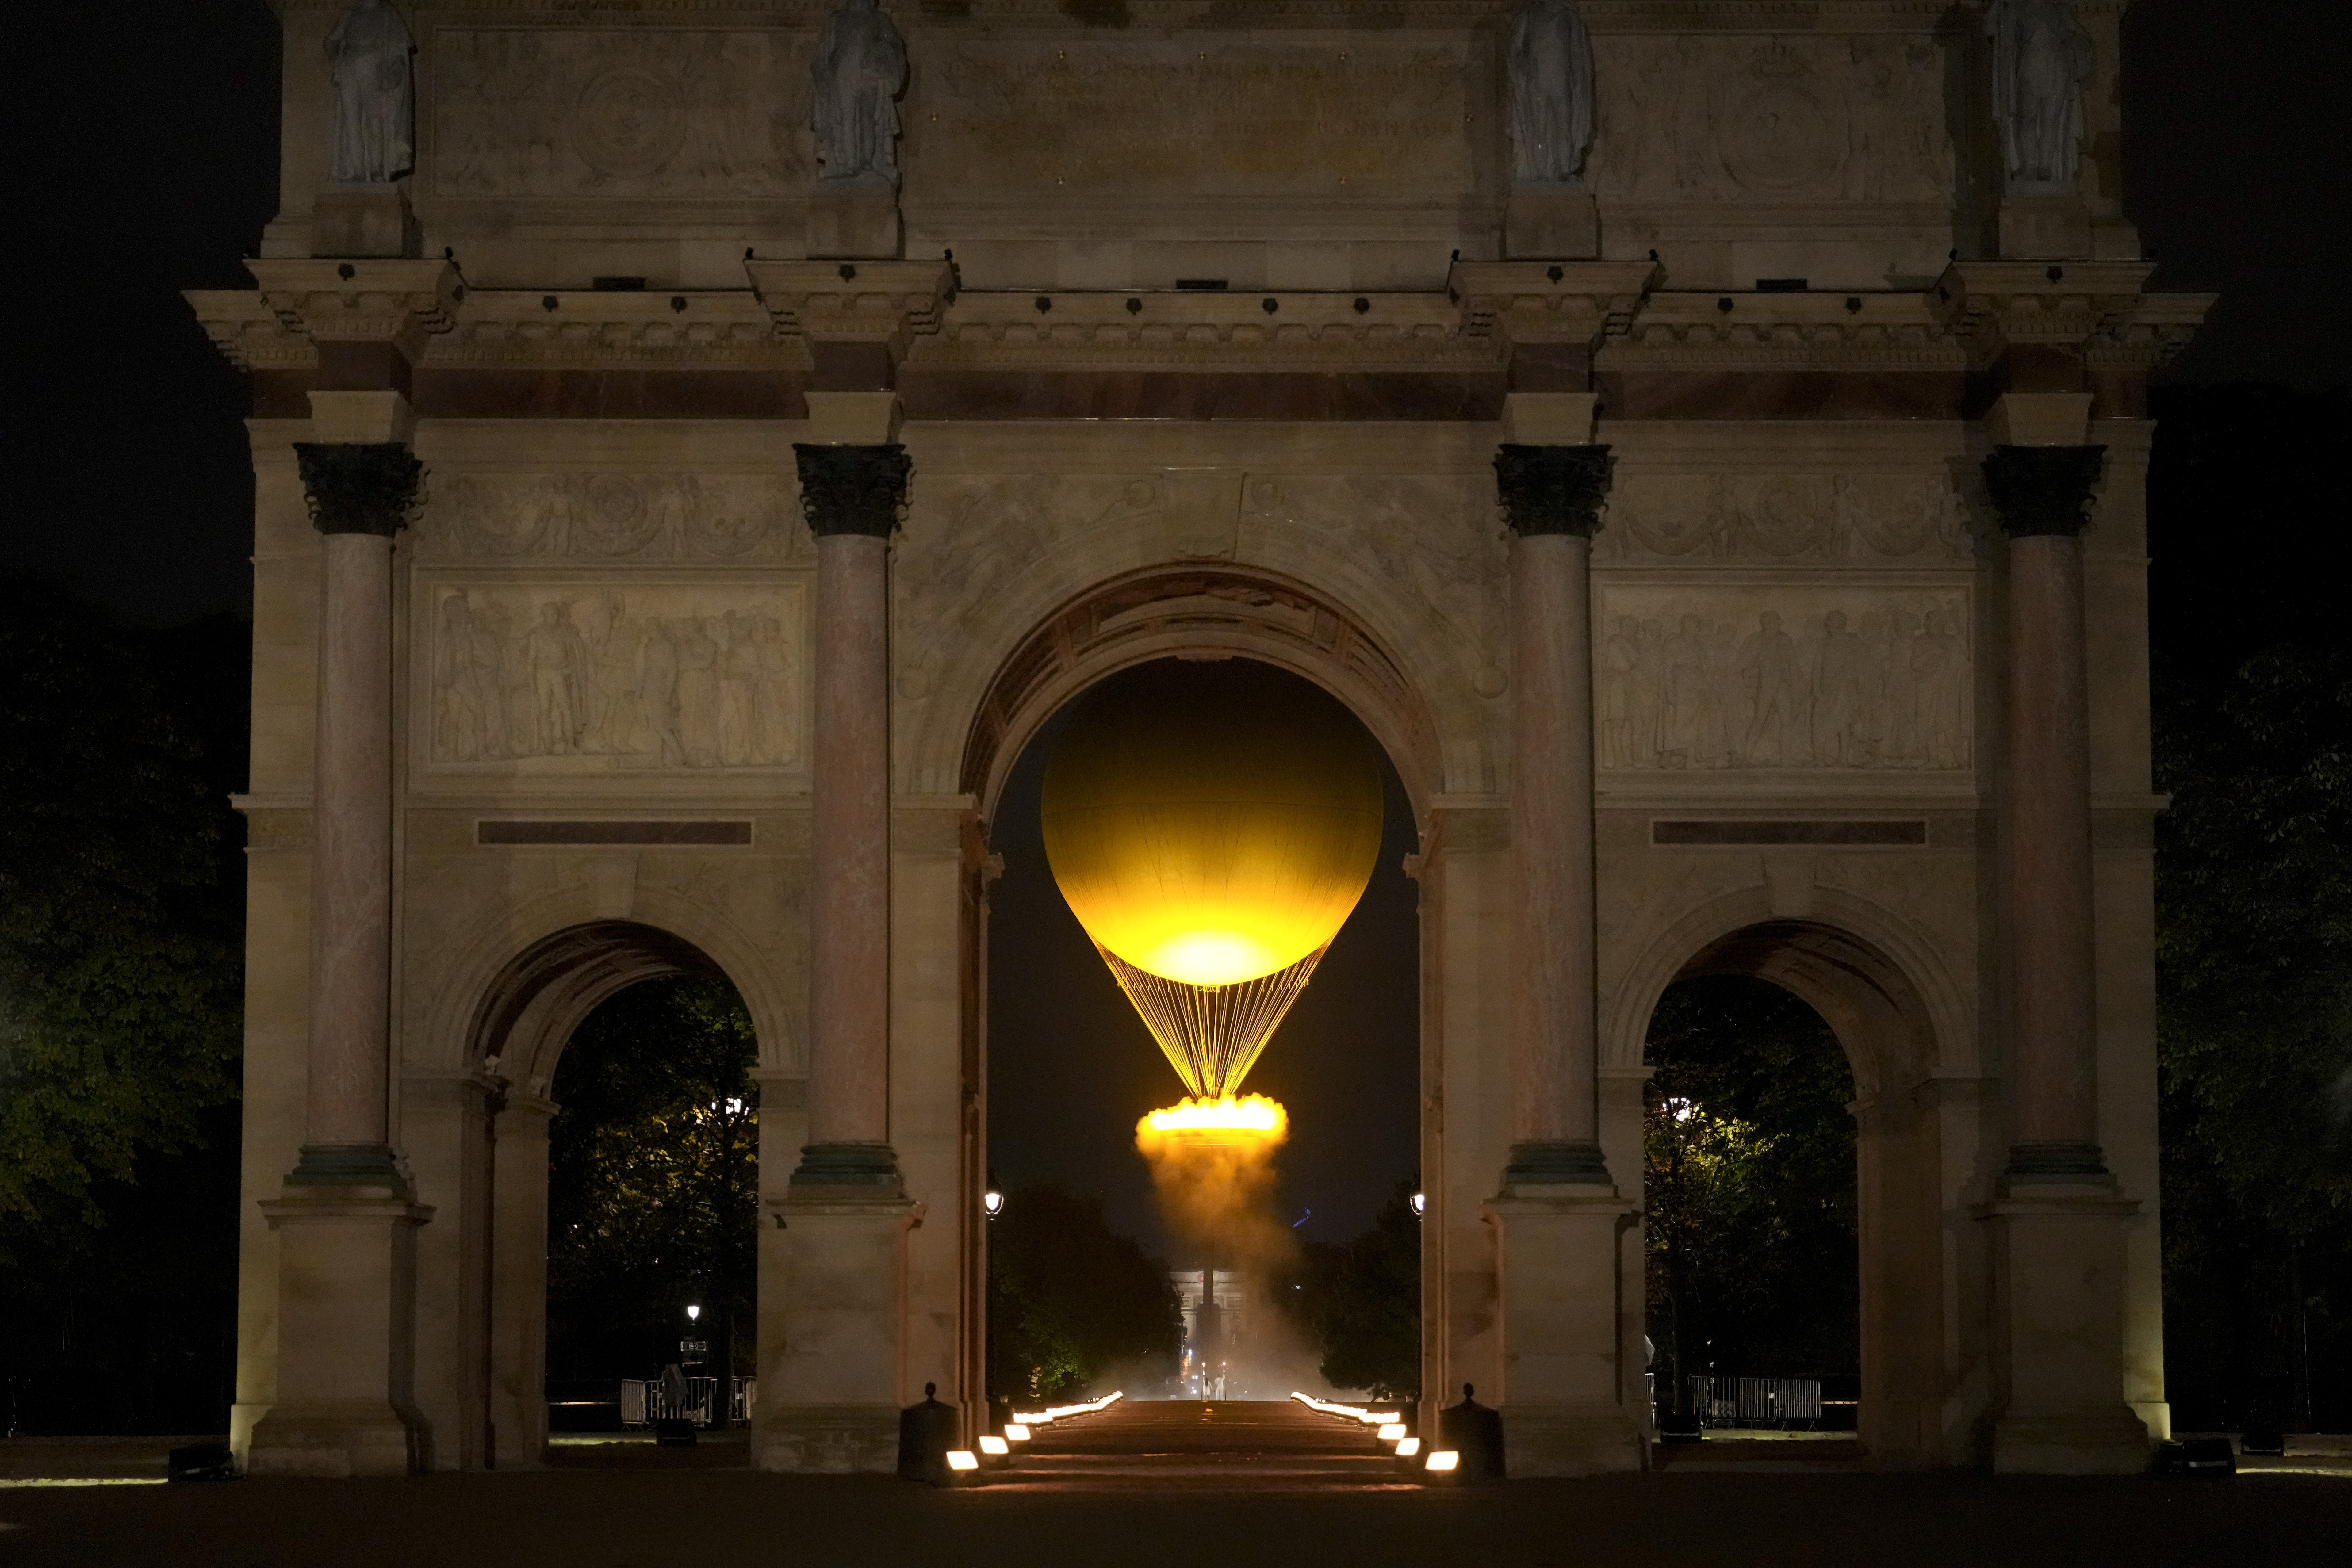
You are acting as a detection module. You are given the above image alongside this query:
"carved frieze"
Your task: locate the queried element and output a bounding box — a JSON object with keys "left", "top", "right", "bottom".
{"left": 412, "top": 473, "right": 805, "bottom": 561}
{"left": 1240, "top": 475, "right": 1508, "bottom": 676}
{"left": 1595, "top": 586, "right": 1972, "bottom": 771}
{"left": 429, "top": 29, "right": 813, "bottom": 199}
{"left": 904, "top": 36, "right": 1476, "bottom": 206}
{"left": 421, "top": 580, "right": 808, "bottom": 776}
{"left": 1594, "top": 472, "right": 1975, "bottom": 564}
{"left": 1593, "top": 33, "right": 1953, "bottom": 205}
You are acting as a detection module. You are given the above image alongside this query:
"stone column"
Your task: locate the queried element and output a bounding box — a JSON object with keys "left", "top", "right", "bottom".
{"left": 1987, "top": 439, "right": 2108, "bottom": 1182}
{"left": 791, "top": 435, "right": 910, "bottom": 1190}
{"left": 761, "top": 396, "right": 924, "bottom": 1473}
{"left": 1479, "top": 394, "right": 1644, "bottom": 1476}
{"left": 247, "top": 404, "right": 435, "bottom": 1477}
{"left": 1980, "top": 397, "right": 2149, "bottom": 1474}
{"left": 1495, "top": 427, "right": 1613, "bottom": 1188}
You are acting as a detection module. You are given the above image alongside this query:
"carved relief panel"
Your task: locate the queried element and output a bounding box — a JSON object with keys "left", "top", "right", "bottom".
{"left": 415, "top": 577, "right": 808, "bottom": 781}
{"left": 1594, "top": 586, "right": 1972, "bottom": 773}
{"left": 1595, "top": 472, "right": 1976, "bottom": 565}
{"left": 1593, "top": 34, "right": 1955, "bottom": 205}
{"left": 411, "top": 472, "right": 806, "bottom": 561}
{"left": 428, "top": 28, "right": 812, "bottom": 199}
{"left": 905, "top": 36, "right": 1480, "bottom": 206}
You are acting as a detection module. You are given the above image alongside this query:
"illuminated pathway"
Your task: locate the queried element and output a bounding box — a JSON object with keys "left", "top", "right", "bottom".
{"left": 993, "top": 1400, "right": 1417, "bottom": 1492}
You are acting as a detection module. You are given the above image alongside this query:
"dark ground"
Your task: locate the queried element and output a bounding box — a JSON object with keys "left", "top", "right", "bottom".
{"left": 6, "top": 1402, "right": 2350, "bottom": 1568}
{"left": 3, "top": 1468, "right": 2345, "bottom": 1568}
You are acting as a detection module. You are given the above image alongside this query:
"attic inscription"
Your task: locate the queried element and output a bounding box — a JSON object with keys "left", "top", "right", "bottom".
{"left": 910, "top": 41, "right": 1476, "bottom": 200}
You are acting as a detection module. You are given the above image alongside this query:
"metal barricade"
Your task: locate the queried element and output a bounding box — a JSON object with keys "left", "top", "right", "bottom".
{"left": 622, "top": 1375, "right": 755, "bottom": 1428}
{"left": 1686, "top": 1375, "right": 1824, "bottom": 1428}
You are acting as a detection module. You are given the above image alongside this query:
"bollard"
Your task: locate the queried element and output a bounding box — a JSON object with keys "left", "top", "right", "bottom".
{"left": 1438, "top": 1383, "right": 1506, "bottom": 1481}
{"left": 898, "top": 1382, "right": 959, "bottom": 1482}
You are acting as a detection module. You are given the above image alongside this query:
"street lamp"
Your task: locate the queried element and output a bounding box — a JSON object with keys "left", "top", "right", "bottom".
{"left": 1410, "top": 1192, "right": 1426, "bottom": 1218}
{"left": 983, "top": 1189, "right": 1004, "bottom": 1219}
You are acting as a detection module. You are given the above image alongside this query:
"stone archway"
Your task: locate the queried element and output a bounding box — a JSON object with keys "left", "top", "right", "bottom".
{"left": 462, "top": 920, "right": 739, "bottom": 1470}
{"left": 958, "top": 563, "right": 1444, "bottom": 1411}
{"left": 963, "top": 564, "right": 1446, "bottom": 821}
{"left": 1643, "top": 916, "right": 1953, "bottom": 1469}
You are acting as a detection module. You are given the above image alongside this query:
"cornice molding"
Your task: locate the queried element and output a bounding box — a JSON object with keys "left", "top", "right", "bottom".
{"left": 746, "top": 259, "right": 955, "bottom": 356}
{"left": 909, "top": 289, "right": 1490, "bottom": 372}
{"left": 1448, "top": 260, "right": 1662, "bottom": 349}
{"left": 247, "top": 258, "right": 459, "bottom": 358}
{"left": 423, "top": 289, "right": 805, "bottom": 369}
{"left": 1928, "top": 260, "right": 2180, "bottom": 369}
{"left": 1602, "top": 289, "right": 1966, "bottom": 372}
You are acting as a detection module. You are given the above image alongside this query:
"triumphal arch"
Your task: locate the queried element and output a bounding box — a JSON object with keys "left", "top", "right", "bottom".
{"left": 192, "top": 1, "right": 2209, "bottom": 1477}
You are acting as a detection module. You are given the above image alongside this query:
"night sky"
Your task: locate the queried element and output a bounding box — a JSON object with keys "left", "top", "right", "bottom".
{"left": 10, "top": 2, "right": 2346, "bottom": 1255}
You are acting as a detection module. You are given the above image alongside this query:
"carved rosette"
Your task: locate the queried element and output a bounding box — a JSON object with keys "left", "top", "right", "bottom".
{"left": 1494, "top": 443, "right": 1615, "bottom": 538}
{"left": 793, "top": 443, "right": 912, "bottom": 539}
{"left": 1981, "top": 445, "right": 2106, "bottom": 538}
{"left": 293, "top": 442, "right": 426, "bottom": 537}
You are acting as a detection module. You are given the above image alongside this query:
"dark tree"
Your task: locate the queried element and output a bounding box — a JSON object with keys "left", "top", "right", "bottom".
{"left": 1644, "top": 976, "right": 1858, "bottom": 1422}
{"left": 545, "top": 977, "right": 760, "bottom": 1391}
{"left": 2156, "top": 645, "right": 2352, "bottom": 1433}
{"left": 1288, "top": 1178, "right": 1421, "bottom": 1400}
{"left": 987, "top": 1187, "right": 1180, "bottom": 1402}
{"left": 0, "top": 574, "right": 247, "bottom": 1434}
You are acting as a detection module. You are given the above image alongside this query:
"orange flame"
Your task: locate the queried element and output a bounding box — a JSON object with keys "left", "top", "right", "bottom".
{"left": 1136, "top": 1095, "right": 1294, "bottom": 1271}
{"left": 1136, "top": 1094, "right": 1289, "bottom": 1142}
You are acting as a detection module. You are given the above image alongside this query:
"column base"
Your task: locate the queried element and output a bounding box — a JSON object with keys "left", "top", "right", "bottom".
{"left": 1984, "top": 1179, "right": 2148, "bottom": 1475}
{"left": 1499, "top": 1402, "right": 1649, "bottom": 1477}
{"left": 755, "top": 1191, "right": 923, "bottom": 1473}
{"left": 1991, "top": 1405, "right": 2151, "bottom": 1475}
{"left": 789, "top": 1141, "right": 903, "bottom": 1193}
{"left": 1486, "top": 1190, "right": 1645, "bottom": 1476}
{"left": 1502, "top": 1140, "right": 1615, "bottom": 1193}
{"left": 246, "top": 1400, "right": 432, "bottom": 1478}
{"left": 753, "top": 1404, "right": 902, "bottom": 1474}
{"left": 246, "top": 1173, "right": 435, "bottom": 1476}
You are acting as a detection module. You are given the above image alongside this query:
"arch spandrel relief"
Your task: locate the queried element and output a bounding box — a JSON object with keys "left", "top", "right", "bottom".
{"left": 1594, "top": 586, "right": 1971, "bottom": 773}
{"left": 1593, "top": 472, "right": 1976, "bottom": 565}
{"left": 428, "top": 28, "right": 815, "bottom": 200}
{"left": 414, "top": 473, "right": 808, "bottom": 562}
{"left": 1594, "top": 33, "right": 1956, "bottom": 206}
{"left": 417, "top": 578, "right": 809, "bottom": 779}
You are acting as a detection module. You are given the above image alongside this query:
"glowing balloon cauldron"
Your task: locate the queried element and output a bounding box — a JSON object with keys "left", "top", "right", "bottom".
{"left": 1042, "top": 662, "right": 1383, "bottom": 1099}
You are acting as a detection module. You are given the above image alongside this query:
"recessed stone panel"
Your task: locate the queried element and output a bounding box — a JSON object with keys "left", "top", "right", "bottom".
{"left": 1594, "top": 584, "right": 1972, "bottom": 771}
{"left": 415, "top": 576, "right": 809, "bottom": 781}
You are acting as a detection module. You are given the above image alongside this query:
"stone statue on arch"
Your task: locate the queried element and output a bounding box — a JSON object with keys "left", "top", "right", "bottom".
{"left": 1986, "top": 0, "right": 2095, "bottom": 189}
{"left": 811, "top": 0, "right": 909, "bottom": 186}
{"left": 325, "top": 0, "right": 415, "bottom": 184}
{"left": 1507, "top": 0, "right": 1596, "bottom": 185}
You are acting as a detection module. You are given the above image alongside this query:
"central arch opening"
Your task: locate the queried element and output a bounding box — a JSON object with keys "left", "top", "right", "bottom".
{"left": 983, "top": 656, "right": 1422, "bottom": 1413}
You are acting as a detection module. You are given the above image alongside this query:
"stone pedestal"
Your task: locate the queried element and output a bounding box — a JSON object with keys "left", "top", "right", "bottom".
{"left": 1995, "top": 193, "right": 2091, "bottom": 261}
{"left": 807, "top": 176, "right": 903, "bottom": 260}
{"left": 1505, "top": 181, "right": 1599, "bottom": 260}
{"left": 245, "top": 1180, "right": 434, "bottom": 1476}
{"left": 755, "top": 1196, "right": 924, "bottom": 1472}
{"left": 1987, "top": 1184, "right": 2148, "bottom": 1473}
{"left": 311, "top": 185, "right": 421, "bottom": 259}
{"left": 1486, "top": 1193, "right": 1646, "bottom": 1475}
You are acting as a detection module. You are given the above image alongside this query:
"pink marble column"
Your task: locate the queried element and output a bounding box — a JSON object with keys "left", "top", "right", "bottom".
{"left": 792, "top": 443, "right": 911, "bottom": 1188}
{"left": 1985, "top": 443, "right": 2109, "bottom": 1179}
{"left": 1496, "top": 443, "right": 1616, "bottom": 1187}
{"left": 291, "top": 442, "right": 422, "bottom": 1182}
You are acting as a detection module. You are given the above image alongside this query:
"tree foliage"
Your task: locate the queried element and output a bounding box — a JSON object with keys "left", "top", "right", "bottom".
{"left": 1289, "top": 1178, "right": 1421, "bottom": 1399}
{"left": 1644, "top": 976, "right": 1858, "bottom": 1399}
{"left": 0, "top": 575, "right": 242, "bottom": 1226}
{"left": 546, "top": 977, "right": 759, "bottom": 1382}
{"left": 2156, "top": 645, "right": 2352, "bottom": 1430}
{"left": 987, "top": 1187, "right": 1180, "bottom": 1402}
{"left": 0, "top": 575, "right": 247, "bottom": 1433}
